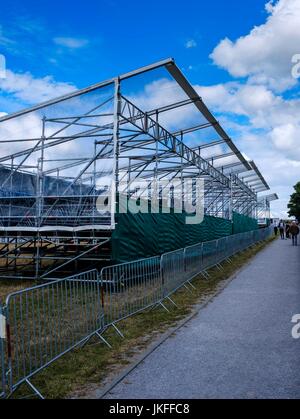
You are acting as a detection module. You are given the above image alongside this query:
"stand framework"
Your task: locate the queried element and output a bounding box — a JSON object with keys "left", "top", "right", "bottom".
{"left": 0, "top": 59, "right": 273, "bottom": 280}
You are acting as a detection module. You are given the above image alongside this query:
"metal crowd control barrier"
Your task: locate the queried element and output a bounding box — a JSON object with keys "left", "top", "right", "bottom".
{"left": 4, "top": 269, "right": 104, "bottom": 398}
{"left": 161, "top": 249, "right": 187, "bottom": 298}
{"left": 202, "top": 240, "right": 219, "bottom": 271}
{"left": 0, "top": 227, "right": 273, "bottom": 398}
{"left": 0, "top": 302, "right": 6, "bottom": 398}
{"left": 217, "top": 236, "right": 230, "bottom": 264}
{"left": 101, "top": 256, "right": 162, "bottom": 328}
{"left": 184, "top": 243, "right": 204, "bottom": 280}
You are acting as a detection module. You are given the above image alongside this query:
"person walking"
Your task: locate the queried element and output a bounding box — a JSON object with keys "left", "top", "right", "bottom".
{"left": 278, "top": 220, "right": 285, "bottom": 240}
{"left": 289, "top": 222, "right": 300, "bottom": 246}
{"left": 274, "top": 222, "right": 278, "bottom": 237}
{"left": 286, "top": 223, "right": 291, "bottom": 239}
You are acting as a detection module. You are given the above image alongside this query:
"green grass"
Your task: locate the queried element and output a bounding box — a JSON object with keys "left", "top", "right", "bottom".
{"left": 9, "top": 236, "right": 275, "bottom": 399}
{"left": 0, "top": 281, "right": 35, "bottom": 302}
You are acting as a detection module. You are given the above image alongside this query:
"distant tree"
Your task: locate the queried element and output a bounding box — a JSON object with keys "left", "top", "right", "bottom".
{"left": 288, "top": 182, "right": 300, "bottom": 220}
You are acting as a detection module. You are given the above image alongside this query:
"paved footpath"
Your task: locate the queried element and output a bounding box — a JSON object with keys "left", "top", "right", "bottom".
{"left": 104, "top": 239, "right": 300, "bottom": 399}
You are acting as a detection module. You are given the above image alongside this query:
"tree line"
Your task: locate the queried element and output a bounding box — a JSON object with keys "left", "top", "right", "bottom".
{"left": 288, "top": 182, "right": 300, "bottom": 221}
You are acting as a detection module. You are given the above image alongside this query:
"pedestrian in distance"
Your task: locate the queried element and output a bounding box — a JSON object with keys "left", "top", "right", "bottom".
{"left": 285, "top": 222, "right": 291, "bottom": 239}
{"left": 274, "top": 223, "right": 278, "bottom": 237}
{"left": 278, "top": 220, "right": 285, "bottom": 240}
{"left": 289, "top": 222, "right": 300, "bottom": 246}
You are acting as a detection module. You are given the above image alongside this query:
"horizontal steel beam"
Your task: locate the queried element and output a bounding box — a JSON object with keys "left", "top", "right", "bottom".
{"left": 0, "top": 58, "right": 175, "bottom": 123}
{"left": 165, "top": 62, "right": 252, "bottom": 172}
{"left": 249, "top": 161, "right": 270, "bottom": 191}
{"left": 121, "top": 97, "right": 230, "bottom": 188}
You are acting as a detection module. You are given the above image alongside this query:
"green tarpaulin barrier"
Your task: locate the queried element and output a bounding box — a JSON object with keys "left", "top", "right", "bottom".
{"left": 111, "top": 211, "right": 258, "bottom": 263}
{"left": 232, "top": 212, "right": 259, "bottom": 234}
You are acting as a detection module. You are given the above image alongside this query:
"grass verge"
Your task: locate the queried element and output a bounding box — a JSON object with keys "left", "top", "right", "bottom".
{"left": 0, "top": 281, "right": 35, "bottom": 302}
{"left": 10, "top": 236, "right": 275, "bottom": 399}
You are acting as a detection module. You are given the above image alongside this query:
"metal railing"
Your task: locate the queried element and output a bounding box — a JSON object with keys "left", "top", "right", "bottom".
{"left": 101, "top": 256, "right": 162, "bottom": 326}
{"left": 184, "top": 243, "right": 204, "bottom": 279}
{"left": 0, "top": 227, "right": 273, "bottom": 398}
{"left": 0, "top": 302, "right": 6, "bottom": 398}
{"left": 161, "top": 249, "right": 187, "bottom": 297}
{"left": 4, "top": 270, "right": 103, "bottom": 397}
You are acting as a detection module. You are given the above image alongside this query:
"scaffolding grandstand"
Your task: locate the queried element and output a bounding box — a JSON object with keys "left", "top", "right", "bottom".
{"left": 0, "top": 59, "right": 277, "bottom": 280}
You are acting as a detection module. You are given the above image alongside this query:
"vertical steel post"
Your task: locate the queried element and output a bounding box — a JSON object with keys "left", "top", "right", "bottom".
{"left": 111, "top": 78, "right": 121, "bottom": 229}
{"left": 36, "top": 116, "right": 46, "bottom": 227}
{"left": 160, "top": 255, "right": 165, "bottom": 300}
{"left": 229, "top": 174, "right": 234, "bottom": 222}
{"left": 154, "top": 110, "right": 159, "bottom": 214}
{"left": 35, "top": 117, "right": 46, "bottom": 280}
{"left": 93, "top": 141, "right": 97, "bottom": 224}
{"left": 8, "top": 157, "right": 14, "bottom": 225}
{"left": 0, "top": 303, "right": 6, "bottom": 398}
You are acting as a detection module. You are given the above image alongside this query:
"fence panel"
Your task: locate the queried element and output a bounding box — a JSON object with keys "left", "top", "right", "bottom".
{"left": 239, "top": 232, "right": 248, "bottom": 252}
{"left": 184, "top": 243, "right": 203, "bottom": 279}
{"left": 217, "top": 237, "right": 229, "bottom": 264}
{"left": 234, "top": 233, "right": 244, "bottom": 254}
{"left": 0, "top": 302, "right": 6, "bottom": 398}
{"left": 245, "top": 231, "right": 253, "bottom": 249}
{"left": 202, "top": 240, "right": 218, "bottom": 271}
{"left": 161, "top": 249, "right": 186, "bottom": 298}
{"left": 67, "top": 269, "right": 99, "bottom": 283}
{"left": 101, "top": 257, "right": 162, "bottom": 326}
{"left": 5, "top": 270, "right": 103, "bottom": 393}
{"left": 255, "top": 229, "right": 261, "bottom": 242}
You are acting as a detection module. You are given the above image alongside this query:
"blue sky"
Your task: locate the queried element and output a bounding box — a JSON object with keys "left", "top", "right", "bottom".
{"left": 1, "top": 0, "right": 300, "bottom": 218}
{"left": 0, "top": 0, "right": 268, "bottom": 87}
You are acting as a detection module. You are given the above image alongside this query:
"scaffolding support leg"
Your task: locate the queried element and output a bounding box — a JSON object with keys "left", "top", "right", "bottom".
{"left": 201, "top": 271, "right": 210, "bottom": 279}
{"left": 184, "top": 284, "right": 194, "bottom": 295}
{"left": 112, "top": 323, "right": 125, "bottom": 339}
{"left": 25, "top": 379, "right": 44, "bottom": 400}
{"left": 166, "top": 296, "right": 178, "bottom": 308}
{"left": 159, "top": 302, "right": 170, "bottom": 313}
{"left": 187, "top": 280, "right": 196, "bottom": 290}
{"left": 95, "top": 332, "right": 112, "bottom": 349}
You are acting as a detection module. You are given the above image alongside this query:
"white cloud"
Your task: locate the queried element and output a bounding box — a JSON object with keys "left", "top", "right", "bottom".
{"left": 0, "top": 109, "right": 84, "bottom": 172}
{"left": 210, "top": 0, "right": 300, "bottom": 92}
{"left": 229, "top": 129, "right": 297, "bottom": 218}
{"left": 0, "top": 70, "right": 114, "bottom": 180}
{"left": 53, "top": 37, "right": 90, "bottom": 49}
{"left": 0, "top": 69, "right": 77, "bottom": 165}
{"left": 128, "top": 76, "right": 300, "bottom": 216}
{"left": 269, "top": 123, "right": 300, "bottom": 158}
{"left": 265, "top": 0, "right": 276, "bottom": 13}
{"left": 195, "top": 81, "right": 300, "bottom": 160}
{"left": 0, "top": 112, "right": 42, "bottom": 157}
{"left": 185, "top": 39, "right": 197, "bottom": 49}
{"left": 128, "top": 78, "right": 199, "bottom": 130}
{"left": 0, "top": 69, "right": 76, "bottom": 105}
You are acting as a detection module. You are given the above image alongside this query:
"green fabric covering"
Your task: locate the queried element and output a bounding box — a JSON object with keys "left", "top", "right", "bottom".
{"left": 111, "top": 211, "right": 258, "bottom": 264}
{"left": 111, "top": 213, "right": 232, "bottom": 263}
{"left": 232, "top": 212, "right": 258, "bottom": 234}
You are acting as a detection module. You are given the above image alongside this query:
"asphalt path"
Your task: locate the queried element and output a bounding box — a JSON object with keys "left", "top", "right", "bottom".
{"left": 104, "top": 239, "right": 300, "bottom": 399}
